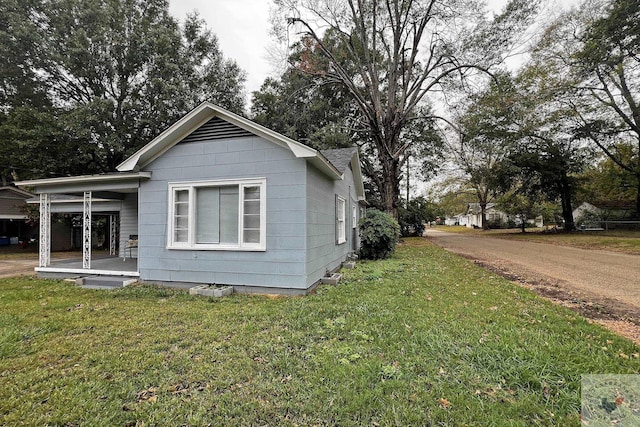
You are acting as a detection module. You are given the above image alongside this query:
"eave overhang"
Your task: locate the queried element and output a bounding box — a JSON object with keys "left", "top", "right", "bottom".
{"left": 14, "top": 172, "right": 151, "bottom": 194}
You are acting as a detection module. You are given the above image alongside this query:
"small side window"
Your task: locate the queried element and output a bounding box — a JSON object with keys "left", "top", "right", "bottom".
{"left": 336, "top": 196, "right": 346, "bottom": 244}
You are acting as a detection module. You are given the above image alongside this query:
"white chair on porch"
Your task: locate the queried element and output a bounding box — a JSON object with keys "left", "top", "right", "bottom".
{"left": 123, "top": 234, "right": 138, "bottom": 261}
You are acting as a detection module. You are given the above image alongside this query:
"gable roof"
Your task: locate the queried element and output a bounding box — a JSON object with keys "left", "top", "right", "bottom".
{"left": 117, "top": 102, "right": 342, "bottom": 180}
{"left": 321, "top": 148, "right": 357, "bottom": 174}
{"left": 0, "top": 186, "right": 33, "bottom": 219}
{"left": 467, "top": 202, "right": 498, "bottom": 215}
{"left": 321, "top": 147, "right": 365, "bottom": 200}
{"left": 0, "top": 186, "right": 33, "bottom": 199}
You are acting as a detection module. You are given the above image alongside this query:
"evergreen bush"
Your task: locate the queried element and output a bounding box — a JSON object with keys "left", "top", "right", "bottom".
{"left": 358, "top": 209, "right": 401, "bottom": 260}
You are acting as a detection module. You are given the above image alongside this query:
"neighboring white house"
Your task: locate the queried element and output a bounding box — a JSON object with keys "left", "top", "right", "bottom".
{"left": 465, "top": 203, "right": 509, "bottom": 228}
{"left": 444, "top": 214, "right": 462, "bottom": 226}
{"left": 459, "top": 203, "right": 543, "bottom": 229}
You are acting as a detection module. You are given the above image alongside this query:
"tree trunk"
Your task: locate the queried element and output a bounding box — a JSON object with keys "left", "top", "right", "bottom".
{"left": 480, "top": 202, "right": 487, "bottom": 230}
{"left": 520, "top": 216, "right": 526, "bottom": 233}
{"left": 559, "top": 175, "right": 575, "bottom": 232}
{"left": 380, "top": 154, "right": 401, "bottom": 219}
{"left": 635, "top": 175, "right": 640, "bottom": 219}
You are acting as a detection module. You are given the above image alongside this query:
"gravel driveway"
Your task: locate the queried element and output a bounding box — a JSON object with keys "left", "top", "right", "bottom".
{"left": 425, "top": 229, "right": 640, "bottom": 314}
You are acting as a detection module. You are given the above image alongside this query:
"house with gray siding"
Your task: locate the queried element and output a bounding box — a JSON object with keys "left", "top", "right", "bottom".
{"left": 16, "top": 102, "right": 366, "bottom": 294}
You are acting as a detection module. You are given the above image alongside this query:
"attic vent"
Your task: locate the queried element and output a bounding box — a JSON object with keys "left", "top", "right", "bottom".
{"left": 181, "top": 117, "right": 253, "bottom": 143}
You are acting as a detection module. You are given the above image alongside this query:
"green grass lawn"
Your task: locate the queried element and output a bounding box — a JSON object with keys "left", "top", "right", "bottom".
{"left": 1, "top": 238, "right": 639, "bottom": 426}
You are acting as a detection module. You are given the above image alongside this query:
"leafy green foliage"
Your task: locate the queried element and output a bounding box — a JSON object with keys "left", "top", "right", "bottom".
{"left": 0, "top": 0, "right": 246, "bottom": 183}
{"left": 451, "top": 74, "right": 518, "bottom": 229}
{"left": 250, "top": 51, "right": 355, "bottom": 151}
{"left": 455, "top": 64, "right": 589, "bottom": 231}
{"left": 1, "top": 239, "right": 639, "bottom": 425}
{"left": 497, "top": 187, "right": 543, "bottom": 232}
{"left": 398, "top": 197, "right": 432, "bottom": 237}
{"left": 358, "top": 209, "right": 400, "bottom": 260}
{"left": 577, "top": 147, "right": 638, "bottom": 206}
{"left": 537, "top": 0, "right": 640, "bottom": 216}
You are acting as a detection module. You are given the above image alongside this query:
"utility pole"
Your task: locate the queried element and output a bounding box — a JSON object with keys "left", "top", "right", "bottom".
{"left": 406, "top": 153, "right": 410, "bottom": 204}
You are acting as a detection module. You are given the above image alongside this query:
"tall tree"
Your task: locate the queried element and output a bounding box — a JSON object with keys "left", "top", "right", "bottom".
{"left": 507, "top": 65, "right": 589, "bottom": 231}
{"left": 251, "top": 37, "right": 444, "bottom": 204}
{"left": 453, "top": 65, "right": 589, "bottom": 231}
{"left": 450, "top": 75, "right": 516, "bottom": 229}
{"left": 251, "top": 55, "right": 356, "bottom": 150}
{"left": 272, "top": 0, "right": 539, "bottom": 217}
{"left": 0, "top": 0, "right": 49, "bottom": 110}
{"left": 577, "top": 146, "right": 638, "bottom": 203}
{"left": 535, "top": 0, "right": 640, "bottom": 216}
{"left": 0, "top": 0, "right": 246, "bottom": 182}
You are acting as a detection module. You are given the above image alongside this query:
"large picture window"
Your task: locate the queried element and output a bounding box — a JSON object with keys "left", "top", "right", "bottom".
{"left": 168, "top": 178, "right": 266, "bottom": 250}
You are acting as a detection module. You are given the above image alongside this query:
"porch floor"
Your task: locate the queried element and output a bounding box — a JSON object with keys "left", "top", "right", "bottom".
{"left": 37, "top": 254, "right": 138, "bottom": 278}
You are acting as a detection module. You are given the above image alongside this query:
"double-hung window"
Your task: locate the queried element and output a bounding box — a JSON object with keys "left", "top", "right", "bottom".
{"left": 352, "top": 205, "right": 357, "bottom": 229}
{"left": 168, "top": 178, "right": 266, "bottom": 250}
{"left": 336, "top": 195, "right": 346, "bottom": 244}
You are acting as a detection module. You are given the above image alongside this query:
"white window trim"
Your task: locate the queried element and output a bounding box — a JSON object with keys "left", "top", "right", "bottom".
{"left": 352, "top": 204, "right": 357, "bottom": 229}
{"left": 337, "top": 195, "right": 346, "bottom": 245}
{"left": 167, "top": 178, "right": 267, "bottom": 251}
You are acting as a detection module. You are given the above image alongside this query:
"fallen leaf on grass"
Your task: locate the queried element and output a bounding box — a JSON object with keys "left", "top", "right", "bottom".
{"left": 438, "top": 398, "right": 451, "bottom": 408}
{"left": 168, "top": 383, "right": 190, "bottom": 395}
{"left": 136, "top": 387, "right": 157, "bottom": 403}
{"left": 280, "top": 374, "right": 292, "bottom": 383}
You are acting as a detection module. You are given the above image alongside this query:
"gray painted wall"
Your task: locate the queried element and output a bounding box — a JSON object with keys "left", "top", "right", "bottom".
{"left": 305, "top": 163, "right": 359, "bottom": 287}
{"left": 138, "top": 135, "right": 310, "bottom": 290}
{"left": 119, "top": 193, "right": 138, "bottom": 259}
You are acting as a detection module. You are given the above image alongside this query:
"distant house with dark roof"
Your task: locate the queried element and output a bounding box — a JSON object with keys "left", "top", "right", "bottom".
{"left": 0, "top": 186, "right": 34, "bottom": 245}
{"left": 16, "top": 102, "right": 366, "bottom": 294}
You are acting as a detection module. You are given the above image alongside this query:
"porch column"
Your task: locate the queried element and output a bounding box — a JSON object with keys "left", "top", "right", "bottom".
{"left": 109, "top": 215, "right": 117, "bottom": 256}
{"left": 83, "top": 191, "right": 92, "bottom": 269}
{"left": 39, "top": 193, "right": 51, "bottom": 267}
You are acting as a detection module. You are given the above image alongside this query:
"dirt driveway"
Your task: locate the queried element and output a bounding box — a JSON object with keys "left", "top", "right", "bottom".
{"left": 425, "top": 228, "right": 640, "bottom": 342}
{"left": 0, "top": 258, "right": 38, "bottom": 278}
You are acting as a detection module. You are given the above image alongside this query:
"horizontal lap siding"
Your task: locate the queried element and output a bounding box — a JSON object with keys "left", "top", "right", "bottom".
{"left": 138, "top": 135, "right": 308, "bottom": 289}
{"left": 305, "top": 164, "right": 357, "bottom": 287}
{"left": 119, "top": 193, "right": 138, "bottom": 258}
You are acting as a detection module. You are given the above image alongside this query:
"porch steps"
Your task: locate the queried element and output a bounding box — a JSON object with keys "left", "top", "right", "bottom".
{"left": 76, "top": 276, "right": 138, "bottom": 290}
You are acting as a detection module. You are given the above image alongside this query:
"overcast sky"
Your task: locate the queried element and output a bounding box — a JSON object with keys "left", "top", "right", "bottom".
{"left": 168, "top": 0, "right": 579, "bottom": 109}
{"left": 168, "top": 0, "right": 273, "bottom": 106}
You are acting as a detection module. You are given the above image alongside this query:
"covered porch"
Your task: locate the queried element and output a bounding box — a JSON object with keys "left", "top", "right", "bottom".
{"left": 38, "top": 253, "right": 139, "bottom": 278}
{"left": 15, "top": 172, "right": 150, "bottom": 279}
